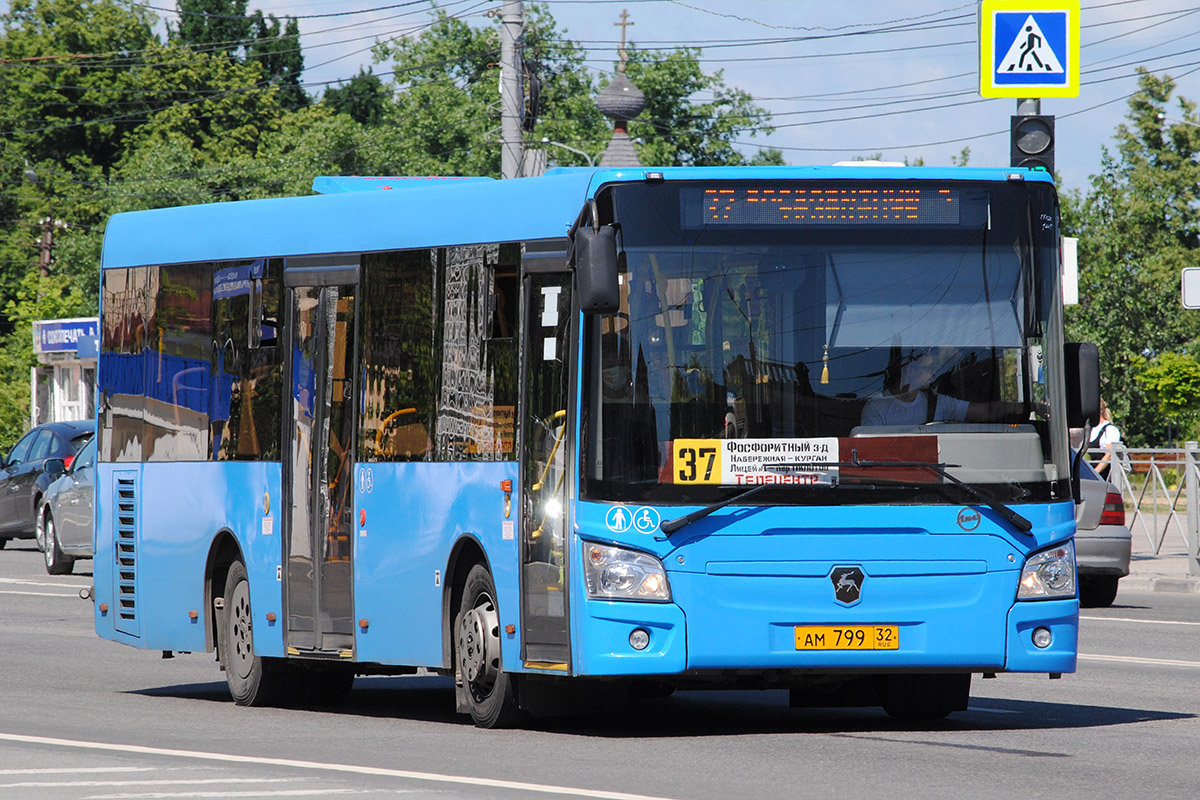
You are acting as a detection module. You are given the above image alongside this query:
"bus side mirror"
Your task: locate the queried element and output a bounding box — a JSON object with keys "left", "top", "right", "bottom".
{"left": 1064, "top": 342, "right": 1100, "bottom": 428}
{"left": 574, "top": 225, "right": 620, "bottom": 315}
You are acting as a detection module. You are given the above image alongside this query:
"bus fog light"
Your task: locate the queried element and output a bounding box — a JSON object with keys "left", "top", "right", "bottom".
{"left": 1032, "top": 627, "right": 1053, "bottom": 649}
{"left": 629, "top": 629, "right": 650, "bottom": 650}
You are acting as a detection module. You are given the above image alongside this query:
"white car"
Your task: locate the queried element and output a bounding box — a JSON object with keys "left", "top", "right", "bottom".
{"left": 1075, "top": 457, "right": 1131, "bottom": 607}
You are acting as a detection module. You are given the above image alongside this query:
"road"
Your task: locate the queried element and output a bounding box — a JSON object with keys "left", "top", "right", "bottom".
{"left": 1, "top": 540, "right": 1197, "bottom": 800}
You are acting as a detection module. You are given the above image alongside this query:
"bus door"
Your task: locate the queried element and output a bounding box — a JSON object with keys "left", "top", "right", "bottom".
{"left": 282, "top": 260, "right": 359, "bottom": 655}
{"left": 519, "top": 252, "right": 574, "bottom": 667}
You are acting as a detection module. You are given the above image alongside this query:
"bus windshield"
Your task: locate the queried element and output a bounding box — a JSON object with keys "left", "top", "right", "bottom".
{"left": 582, "top": 179, "right": 1070, "bottom": 505}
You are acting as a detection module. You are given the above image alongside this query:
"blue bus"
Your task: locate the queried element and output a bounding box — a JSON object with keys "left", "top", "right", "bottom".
{"left": 94, "top": 166, "right": 1099, "bottom": 727}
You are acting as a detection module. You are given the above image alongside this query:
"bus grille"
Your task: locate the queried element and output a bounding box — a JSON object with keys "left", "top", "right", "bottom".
{"left": 113, "top": 472, "right": 139, "bottom": 637}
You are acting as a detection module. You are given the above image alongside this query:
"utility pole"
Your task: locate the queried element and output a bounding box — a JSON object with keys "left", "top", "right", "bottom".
{"left": 499, "top": 0, "right": 524, "bottom": 180}
{"left": 38, "top": 215, "right": 53, "bottom": 277}
{"left": 24, "top": 164, "right": 57, "bottom": 276}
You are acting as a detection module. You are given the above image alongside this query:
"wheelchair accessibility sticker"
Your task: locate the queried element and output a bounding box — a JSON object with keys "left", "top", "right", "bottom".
{"left": 605, "top": 505, "right": 661, "bottom": 534}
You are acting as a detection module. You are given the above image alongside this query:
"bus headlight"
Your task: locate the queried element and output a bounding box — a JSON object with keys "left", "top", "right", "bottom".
{"left": 583, "top": 543, "right": 671, "bottom": 602}
{"left": 1017, "top": 540, "right": 1076, "bottom": 600}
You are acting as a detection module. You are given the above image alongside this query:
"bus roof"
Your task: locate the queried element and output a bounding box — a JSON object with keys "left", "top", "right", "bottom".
{"left": 99, "top": 165, "right": 1054, "bottom": 270}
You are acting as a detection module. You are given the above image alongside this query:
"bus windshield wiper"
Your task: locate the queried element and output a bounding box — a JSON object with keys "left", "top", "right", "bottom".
{"left": 657, "top": 472, "right": 839, "bottom": 538}
{"left": 659, "top": 483, "right": 773, "bottom": 537}
{"left": 767, "top": 453, "right": 1033, "bottom": 534}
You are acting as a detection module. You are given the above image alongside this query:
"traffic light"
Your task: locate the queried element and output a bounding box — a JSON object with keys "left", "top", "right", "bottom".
{"left": 1010, "top": 114, "right": 1055, "bottom": 174}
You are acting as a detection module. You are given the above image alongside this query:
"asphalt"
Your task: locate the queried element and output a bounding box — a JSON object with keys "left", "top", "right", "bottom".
{"left": 1121, "top": 538, "right": 1200, "bottom": 595}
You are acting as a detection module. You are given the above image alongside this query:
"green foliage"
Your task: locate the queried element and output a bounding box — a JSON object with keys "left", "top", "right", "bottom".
{"left": 1135, "top": 351, "right": 1200, "bottom": 438}
{"left": 324, "top": 68, "right": 389, "bottom": 126}
{"left": 1063, "top": 69, "right": 1200, "bottom": 445}
{"left": 624, "top": 47, "right": 775, "bottom": 167}
{"left": 172, "top": 0, "right": 251, "bottom": 59}
{"left": 247, "top": 13, "right": 307, "bottom": 111}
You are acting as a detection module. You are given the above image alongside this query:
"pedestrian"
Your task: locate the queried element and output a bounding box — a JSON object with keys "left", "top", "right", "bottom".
{"left": 1088, "top": 398, "right": 1122, "bottom": 479}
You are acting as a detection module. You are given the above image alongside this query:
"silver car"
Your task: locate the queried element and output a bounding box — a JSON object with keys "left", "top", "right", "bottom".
{"left": 37, "top": 436, "right": 96, "bottom": 575}
{"left": 1075, "top": 456, "right": 1132, "bottom": 607}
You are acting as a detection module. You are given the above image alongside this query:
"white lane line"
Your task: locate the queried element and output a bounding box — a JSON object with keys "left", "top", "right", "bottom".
{"left": 0, "top": 733, "right": 680, "bottom": 800}
{"left": 1080, "top": 615, "right": 1200, "bottom": 627}
{"left": 1, "top": 779, "right": 297, "bottom": 789}
{"left": 0, "top": 578, "right": 86, "bottom": 589}
{"left": 84, "top": 792, "right": 367, "bottom": 799}
{"left": 0, "top": 590, "right": 79, "bottom": 598}
{"left": 1079, "top": 653, "right": 1200, "bottom": 668}
{"left": 0, "top": 768, "right": 152, "bottom": 776}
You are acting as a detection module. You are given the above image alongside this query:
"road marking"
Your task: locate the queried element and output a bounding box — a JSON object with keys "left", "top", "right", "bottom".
{"left": 84, "top": 792, "right": 367, "bottom": 799}
{"left": 1079, "top": 653, "right": 1200, "bottom": 669}
{"left": 0, "top": 585, "right": 78, "bottom": 597}
{"left": 2, "top": 779, "right": 296, "bottom": 789}
{"left": 1080, "top": 615, "right": 1200, "bottom": 627}
{"left": 0, "top": 733, "right": 680, "bottom": 800}
{"left": 0, "top": 577, "right": 86, "bottom": 589}
{"left": 0, "top": 768, "right": 151, "bottom": 776}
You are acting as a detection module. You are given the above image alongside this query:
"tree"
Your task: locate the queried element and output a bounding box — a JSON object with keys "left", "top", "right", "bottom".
{"left": 1063, "top": 69, "right": 1200, "bottom": 445}
{"left": 624, "top": 47, "right": 776, "bottom": 167}
{"left": 0, "top": 0, "right": 160, "bottom": 320}
{"left": 172, "top": 0, "right": 252, "bottom": 59}
{"left": 324, "top": 68, "right": 389, "bottom": 126}
{"left": 247, "top": 13, "right": 307, "bottom": 111}
{"left": 1135, "top": 351, "right": 1200, "bottom": 441}
{"left": 368, "top": 6, "right": 601, "bottom": 176}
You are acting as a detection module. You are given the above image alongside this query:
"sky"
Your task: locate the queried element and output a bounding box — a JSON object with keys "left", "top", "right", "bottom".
{"left": 15, "top": 1, "right": 1200, "bottom": 192}
{"left": 253, "top": 0, "right": 1200, "bottom": 192}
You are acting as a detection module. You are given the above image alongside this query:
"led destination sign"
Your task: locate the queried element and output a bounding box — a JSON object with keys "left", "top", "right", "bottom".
{"left": 684, "top": 185, "right": 962, "bottom": 227}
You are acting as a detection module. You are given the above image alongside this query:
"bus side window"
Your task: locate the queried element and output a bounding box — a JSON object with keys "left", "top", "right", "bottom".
{"left": 359, "top": 250, "right": 437, "bottom": 463}
{"left": 213, "top": 259, "right": 283, "bottom": 461}
{"left": 489, "top": 265, "right": 518, "bottom": 340}
{"left": 251, "top": 259, "right": 281, "bottom": 348}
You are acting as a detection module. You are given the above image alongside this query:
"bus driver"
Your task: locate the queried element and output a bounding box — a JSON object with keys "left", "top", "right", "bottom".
{"left": 861, "top": 346, "right": 1042, "bottom": 427}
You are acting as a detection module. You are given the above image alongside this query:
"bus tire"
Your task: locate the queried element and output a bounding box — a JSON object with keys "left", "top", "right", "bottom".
{"left": 220, "top": 561, "right": 290, "bottom": 707}
{"left": 456, "top": 564, "right": 521, "bottom": 728}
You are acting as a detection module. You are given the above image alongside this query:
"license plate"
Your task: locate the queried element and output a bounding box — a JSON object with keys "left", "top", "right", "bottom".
{"left": 795, "top": 625, "right": 899, "bottom": 650}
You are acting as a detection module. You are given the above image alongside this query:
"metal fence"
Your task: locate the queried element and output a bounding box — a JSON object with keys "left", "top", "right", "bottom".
{"left": 1099, "top": 444, "right": 1200, "bottom": 575}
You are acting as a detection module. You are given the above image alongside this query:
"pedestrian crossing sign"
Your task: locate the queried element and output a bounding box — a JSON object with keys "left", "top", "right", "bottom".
{"left": 979, "top": 0, "right": 1079, "bottom": 98}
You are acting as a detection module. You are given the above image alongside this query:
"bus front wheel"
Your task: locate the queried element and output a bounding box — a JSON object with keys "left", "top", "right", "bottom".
{"left": 219, "top": 561, "right": 292, "bottom": 707}
{"left": 456, "top": 564, "right": 521, "bottom": 728}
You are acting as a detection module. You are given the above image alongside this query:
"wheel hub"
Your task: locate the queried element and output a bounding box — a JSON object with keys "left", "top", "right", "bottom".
{"left": 228, "top": 584, "right": 254, "bottom": 680}
{"left": 457, "top": 599, "right": 501, "bottom": 689}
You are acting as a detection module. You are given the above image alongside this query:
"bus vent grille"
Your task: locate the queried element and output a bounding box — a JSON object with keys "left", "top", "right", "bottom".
{"left": 113, "top": 473, "right": 140, "bottom": 637}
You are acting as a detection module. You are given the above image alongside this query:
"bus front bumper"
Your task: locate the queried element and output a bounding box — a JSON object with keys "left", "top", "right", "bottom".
{"left": 573, "top": 571, "right": 1077, "bottom": 677}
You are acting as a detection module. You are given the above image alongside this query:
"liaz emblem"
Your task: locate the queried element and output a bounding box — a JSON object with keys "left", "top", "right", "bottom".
{"left": 830, "top": 566, "right": 865, "bottom": 605}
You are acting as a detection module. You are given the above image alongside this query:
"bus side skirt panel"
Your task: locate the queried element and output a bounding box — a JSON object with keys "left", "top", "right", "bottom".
{"left": 352, "top": 461, "right": 521, "bottom": 670}
{"left": 94, "top": 461, "right": 283, "bottom": 656}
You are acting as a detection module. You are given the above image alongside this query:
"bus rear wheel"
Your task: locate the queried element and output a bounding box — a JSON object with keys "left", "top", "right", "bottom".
{"left": 220, "top": 561, "right": 293, "bottom": 707}
{"left": 456, "top": 564, "right": 521, "bottom": 728}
